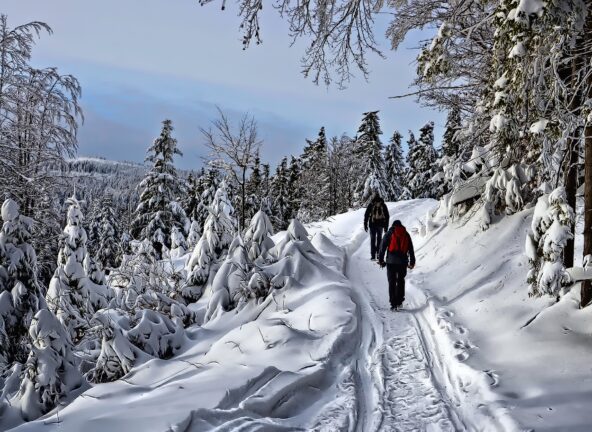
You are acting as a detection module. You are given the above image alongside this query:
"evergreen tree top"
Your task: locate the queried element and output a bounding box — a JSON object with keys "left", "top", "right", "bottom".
{"left": 357, "top": 111, "right": 383, "bottom": 138}
{"left": 146, "top": 119, "right": 182, "bottom": 174}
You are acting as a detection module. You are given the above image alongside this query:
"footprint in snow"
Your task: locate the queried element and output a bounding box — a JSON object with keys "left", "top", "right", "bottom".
{"left": 484, "top": 370, "right": 500, "bottom": 387}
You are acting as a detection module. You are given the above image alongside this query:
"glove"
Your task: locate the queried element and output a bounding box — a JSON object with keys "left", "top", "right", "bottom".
{"left": 379, "top": 261, "right": 386, "bottom": 268}
{"left": 408, "top": 263, "right": 415, "bottom": 270}
{"left": 364, "top": 226, "right": 368, "bottom": 232}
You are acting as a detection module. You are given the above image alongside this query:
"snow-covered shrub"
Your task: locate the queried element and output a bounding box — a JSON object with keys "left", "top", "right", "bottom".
{"left": 0, "top": 199, "right": 41, "bottom": 365}
{"left": 243, "top": 210, "right": 275, "bottom": 264}
{"left": 170, "top": 226, "right": 187, "bottom": 258}
{"left": 205, "top": 239, "right": 252, "bottom": 321}
{"left": 134, "top": 290, "right": 195, "bottom": 327}
{"left": 526, "top": 187, "right": 574, "bottom": 298}
{"left": 183, "top": 182, "right": 237, "bottom": 303}
{"left": 109, "top": 240, "right": 193, "bottom": 325}
{"left": 16, "top": 309, "right": 82, "bottom": 421}
{"left": 481, "top": 164, "right": 534, "bottom": 229}
{"left": 186, "top": 219, "right": 201, "bottom": 250}
{"left": 127, "top": 309, "right": 185, "bottom": 359}
{"left": 271, "top": 219, "right": 318, "bottom": 259}
{"left": 86, "top": 309, "right": 137, "bottom": 384}
{"left": 205, "top": 235, "right": 275, "bottom": 322}
{"left": 83, "top": 255, "right": 112, "bottom": 313}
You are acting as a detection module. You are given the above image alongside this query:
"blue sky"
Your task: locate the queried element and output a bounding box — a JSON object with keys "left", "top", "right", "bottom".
{"left": 2, "top": 0, "right": 443, "bottom": 169}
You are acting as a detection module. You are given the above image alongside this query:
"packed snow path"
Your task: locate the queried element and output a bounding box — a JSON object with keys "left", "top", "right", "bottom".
{"left": 313, "top": 199, "right": 511, "bottom": 432}
{"left": 346, "top": 227, "right": 457, "bottom": 431}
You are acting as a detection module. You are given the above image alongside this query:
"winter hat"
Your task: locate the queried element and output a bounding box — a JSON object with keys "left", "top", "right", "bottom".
{"left": 393, "top": 220, "right": 402, "bottom": 227}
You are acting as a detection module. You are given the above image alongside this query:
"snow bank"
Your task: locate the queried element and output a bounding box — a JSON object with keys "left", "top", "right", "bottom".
{"left": 407, "top": 203, "right": 592, "bottom": 430}
{"left": 11, "top": 222, "right": 358, "bottom": 432}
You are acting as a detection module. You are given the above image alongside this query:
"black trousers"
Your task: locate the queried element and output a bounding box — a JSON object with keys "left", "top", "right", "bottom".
{"left": 369, "top": 226, "right": 384, "bottom": 259}
{"left": 386, "top": 263, "right": 407, "bottom": 307}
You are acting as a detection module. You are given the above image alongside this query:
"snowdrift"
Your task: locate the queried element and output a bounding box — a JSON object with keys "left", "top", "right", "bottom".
{"left": 10, "top": 224, "right": 359, "bottom": 432}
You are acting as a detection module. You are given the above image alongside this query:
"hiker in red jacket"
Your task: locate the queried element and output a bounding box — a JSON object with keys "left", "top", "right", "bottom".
{"left": 378, "top": 220, "right": 416, "bottom": 311}
{"left": 364, "top": 194, "right": 389, "bottom": 261}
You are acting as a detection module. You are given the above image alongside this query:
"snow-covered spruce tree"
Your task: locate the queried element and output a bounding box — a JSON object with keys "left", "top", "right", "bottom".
{"left": 131, "top": 120, "right": 190, "bottom": 258}
{"left": 298, "top": 127, "right": 331, "bottom": 222}
{"left": 0, "top": 199, "right": 41, "bottom": 366}
{"left": 288, "top": 156, "right": 303, "bottom": 220}
{"left": 245, "top": 152, "right": 263, "bottom": 222}
{"left": 526, "top": 187, "right": 575, "bottom": 298}
{"left": 184, "top": 172, "right": 204, "bottom": 222}
{"left": 244, "top": 210, "right": 275, "bottom": 265}
{"left": 16, "top": 309, "right": 82, "bottom": 421}
{"left": 406, "top": 123, "right": 439, "bottom": 198}
{"left": 195, "top": 168, "right": 220, "bottom": 231}
{"left": 85, "top": 199, "right": 102, "bottom": 257}
{"left": 270, "top": 157, "right": 292, "bottom": 230}
{"left": 384, "top": 131, "right": 407, "bottom": 200}
{"left": 442, "top": 105, "right": 462, "bottom": 159}
{"left": 186, "top": 219, "right": 201, "bottom": 250}
{"left": 328, "top": 134, "right": 358, "bottom": 213}
{"left": 46, "top": 196, "right": 109, "bottom": 342}
{"left": 183, "top": 181, "right": 237, "bottom": 302}
{"left": 206, "top": 232, "right": 274, "bottom": 321}
{"left": 170, "top": 226, "right": 188, "bottom": 258}
{"left": 204, "top": 239, "right": 252, "bottom": 321}
{"left": 354, "top": 111, "right": 392, "bottom": 204}
{"left": 95, "top": 195, "right": 121, "bottom": 270}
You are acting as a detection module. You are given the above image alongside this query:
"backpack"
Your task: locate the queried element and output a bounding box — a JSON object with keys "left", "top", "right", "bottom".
{"left": 371, "top": 202, "right": 386, "bottom": 223}
{"left": 388, "top": 226, "right": 409, "bottom": 254}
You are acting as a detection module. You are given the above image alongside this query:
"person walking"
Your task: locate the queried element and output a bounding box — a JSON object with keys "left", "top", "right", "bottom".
{"left": 364, "top": 193, "right": 389, "bottom": 261}
{"left": 378, "top": 220, "right": 415, "bottom": 311}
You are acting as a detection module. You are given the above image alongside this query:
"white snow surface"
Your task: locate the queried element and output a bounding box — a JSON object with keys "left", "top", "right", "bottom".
{"left": 11, "top": 199, "right": 592, "bottom": 431}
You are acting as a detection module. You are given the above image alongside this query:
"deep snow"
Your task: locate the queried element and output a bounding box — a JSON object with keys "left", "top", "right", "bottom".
{"left": 9, "top": 199, "right": 592, "bottom": 431}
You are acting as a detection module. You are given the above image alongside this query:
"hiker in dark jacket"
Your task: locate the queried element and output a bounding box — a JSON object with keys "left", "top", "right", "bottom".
{"left": 378, "top": 220, "right": 415, "bottom": 310}
{"left": 364, "top": 193, "right": 390, "bottom": 260}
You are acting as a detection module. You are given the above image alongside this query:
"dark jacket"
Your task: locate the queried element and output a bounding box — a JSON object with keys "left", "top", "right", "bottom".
{"left": 364, "top": 198, "right": 389, "bottom": 230}
{"left": 379, "top": 225, "right": 415, "bottom": 266}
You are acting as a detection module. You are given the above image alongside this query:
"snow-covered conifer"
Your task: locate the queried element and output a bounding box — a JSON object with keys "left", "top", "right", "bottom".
{"left": 45, "top": 196, "right": 91, "bottom": 342}
{"left": 270, "top": 157, "right": 291, "bottom": 230}
{"left": 406, "top": 123, "right": 439, "bottom": 198}
{"left": 17, "top": 309, "right": 82, "bottom": 421}
{"left": 442, "top": 105, "right": 462, "bottom": 158}
{"left": 170, "top": 226, "right": 188, "bottom": 258}
{"left": 526, "top": 187, "right": 574, "bottom": 298}
{"left": 131, "top": 120, "right": 190, "bottom": 258}
{"left": 95, "top": 195, "right": 121, "bottom": 270}
{"left": 384, "top": 131, "right": 407, "bottom": 200}
{"left": 186, "top": 219, "right": 201, "bottom": 250}
{"left": 354, "top": 111, "right": 392, "bottom": 204}
{"left": 244, "top": 210, "right": 275, "bottom": 264}
{"left": 0, "top": 199, "right": 41, "bottom": 365}
{"left": 298, "top": 127, "right": 331, "bottom": 222}
{"left": 183, "top": 181, "right": 237, "bottom": 302}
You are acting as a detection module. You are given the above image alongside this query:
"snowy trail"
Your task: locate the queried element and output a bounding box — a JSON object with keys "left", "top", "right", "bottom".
{"left": 345, "top": 234, "right": 458, "bottom": 432}
{"left": 321, "top": 200, "right": 512, "bottom": 432}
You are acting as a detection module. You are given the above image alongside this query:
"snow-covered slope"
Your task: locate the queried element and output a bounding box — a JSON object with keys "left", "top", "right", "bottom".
{"left": 11, "top": 199, "right": 592, "bottom": 431}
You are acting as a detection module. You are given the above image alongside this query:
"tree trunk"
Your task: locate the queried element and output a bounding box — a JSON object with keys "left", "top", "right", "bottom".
{"left": 564, "top": 136, "right": 578, "bottom": 268}
{"left": 564, "top": 56, "right": 582, "bottom": 269}
{"left": 581, "top": 3, "right": 592, "bottom": 308}
{"left": 241, "top": 168, "right": 246, "bottom": 232}
{"left": 581, "top": 124, "right": 592, "bottom": 307}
